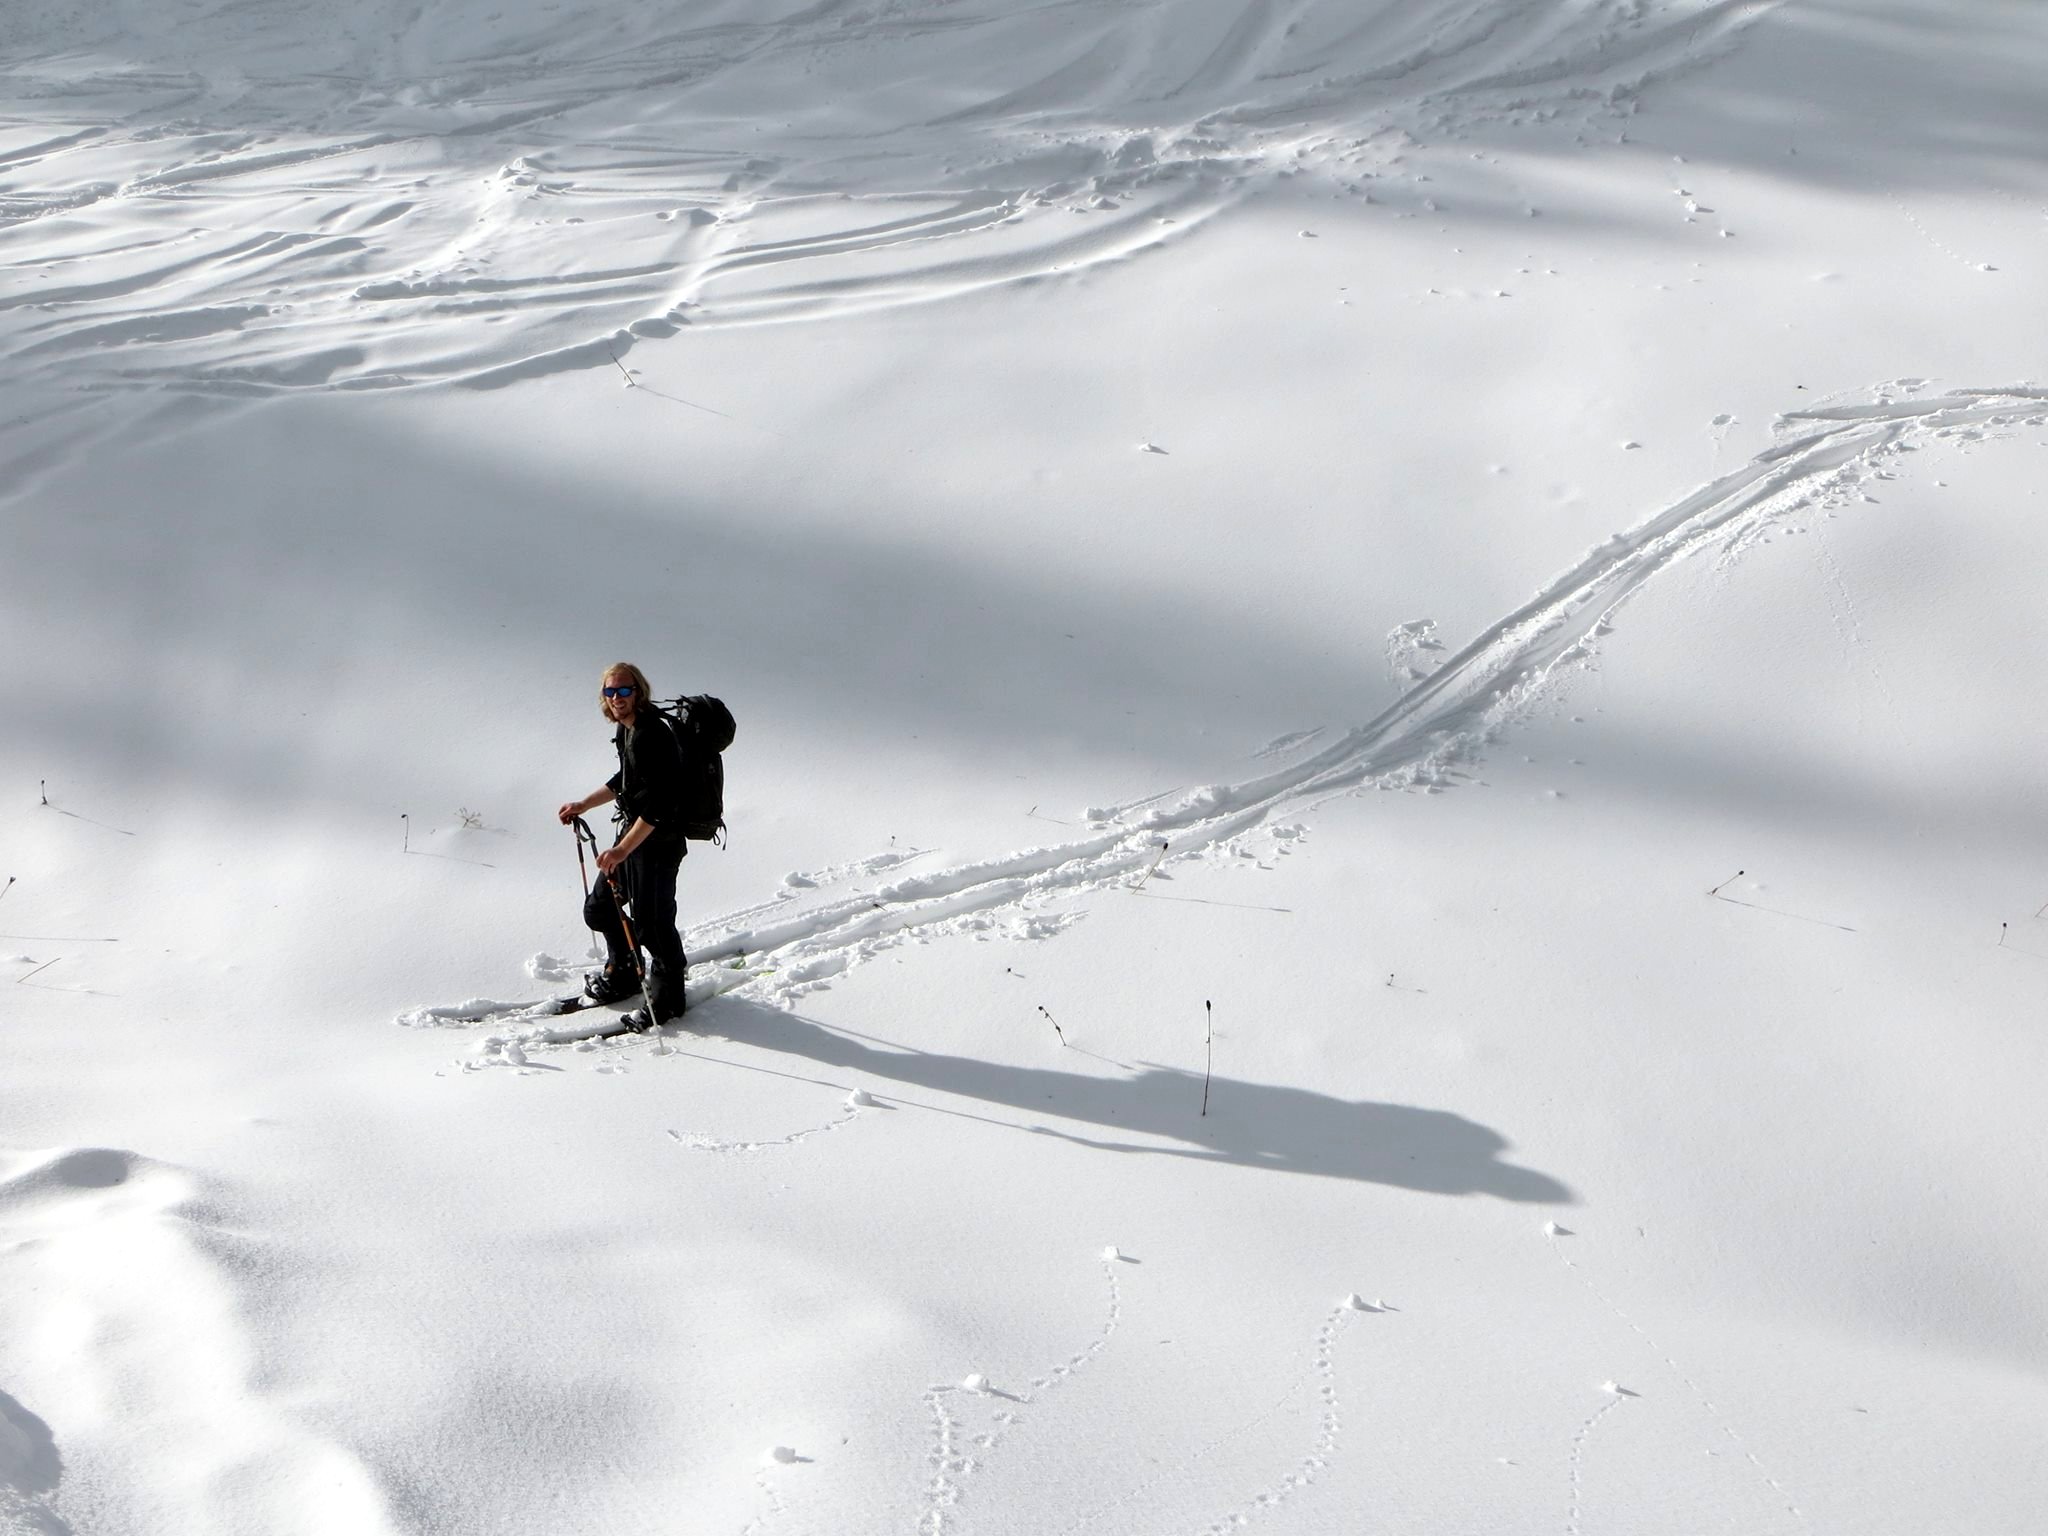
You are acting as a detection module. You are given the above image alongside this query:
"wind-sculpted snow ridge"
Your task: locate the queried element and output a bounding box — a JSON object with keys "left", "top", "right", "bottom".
{"left": 1, "top": 0, "right": 1775, "bottom": 445}
{"left": 452, "top": 383, "right": 2046, "bottom": 1062}
{"left": 0, "top": 1146, "right": 400, "bottom": 1534}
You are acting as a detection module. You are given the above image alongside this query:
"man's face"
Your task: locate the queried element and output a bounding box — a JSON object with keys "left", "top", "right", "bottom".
{"left": 603, "top": 674, "right": 639, "bottom": 725}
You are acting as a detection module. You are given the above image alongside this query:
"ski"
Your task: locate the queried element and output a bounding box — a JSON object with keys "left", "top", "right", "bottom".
{"left": 403, "top": 949, "right": 764, "bottom": 1039}
{"left": 509, "top": 993, "right": 602, "bottom": 1020}
{"left": 399, "top": 992, "right": 607, "bottom": 1029}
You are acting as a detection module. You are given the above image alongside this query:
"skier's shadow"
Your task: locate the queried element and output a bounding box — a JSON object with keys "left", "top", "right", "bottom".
{"left": 698, "top": 998, "right": 1572, "bottom": 1203}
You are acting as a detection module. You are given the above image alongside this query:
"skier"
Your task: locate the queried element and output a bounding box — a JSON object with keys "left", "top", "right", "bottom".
{"left": 556, "top": 662, "right": 689, "bottom": 1026}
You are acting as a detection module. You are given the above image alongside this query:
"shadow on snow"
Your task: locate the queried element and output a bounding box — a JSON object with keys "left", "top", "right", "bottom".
{"left": 698, "top": 996, "right": 1574, "bottom": 1204}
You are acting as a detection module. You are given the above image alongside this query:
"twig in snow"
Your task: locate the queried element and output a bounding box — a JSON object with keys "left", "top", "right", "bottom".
{"left": 401, "top": 813, "right": 410, "bottom": 853}
{"left": 15, "top": 958, "right": 58, "bottom": 985}
{"left": 1038, "top": 1006, "right": 1067, "bottom": 1046}
{"left": 39, "top": 780, "right": 48, "bottom": 807}
{"left": 1130, "top": 840, "right": 1170, "bottom": 890}
{"left": 607, "top": 344, "right": 636, "bottom": 389}
{"left": 1201, "top": 1000, "right": 1214, "bottom": 1118}
{"left": 1707, "top": 868, "right": 1744, "bottom": 897}
{"left": 2000, "top": 921, "right": 2009, "bottom": 947}
{"left": 0, "top": 876, "right": 14, "bottom": 905}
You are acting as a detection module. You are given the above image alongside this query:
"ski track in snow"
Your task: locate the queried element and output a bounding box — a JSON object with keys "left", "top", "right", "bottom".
{"left": 1546, "top": 1227, "right": 1811, "bottom": 1533}
{"left": 427, "top": 383, "right": 2048, "bottom": 1067}
{"left": 0, "top": 0, "right": 1782, "bottom": 481}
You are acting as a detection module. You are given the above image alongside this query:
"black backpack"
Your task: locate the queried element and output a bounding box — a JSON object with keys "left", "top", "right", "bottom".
{"left": 656, "top": 694, "right": 735, "bottom": 844}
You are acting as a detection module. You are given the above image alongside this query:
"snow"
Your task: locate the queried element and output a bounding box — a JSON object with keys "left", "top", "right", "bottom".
{"left": 5, "top": 1, "right": 2048, "bottom": 1532}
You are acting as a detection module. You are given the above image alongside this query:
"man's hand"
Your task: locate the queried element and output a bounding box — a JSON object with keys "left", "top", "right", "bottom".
{"left": 596, "top": 845, "right": 628, "bottom": 875}
{"left": 557, "top": 800, "right": 583, "bottom": 825}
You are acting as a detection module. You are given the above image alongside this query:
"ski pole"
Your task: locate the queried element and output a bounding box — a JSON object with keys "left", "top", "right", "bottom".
{"left": 576, "top": 816, "right": 660, "bottom": 1032}
{"left": 572, "top": 816, "right": 593, "bottom": 898}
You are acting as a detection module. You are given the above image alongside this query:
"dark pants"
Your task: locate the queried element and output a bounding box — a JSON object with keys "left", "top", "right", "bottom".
{"left": 584, "top": 836, "right": 688, "bottom": 1019}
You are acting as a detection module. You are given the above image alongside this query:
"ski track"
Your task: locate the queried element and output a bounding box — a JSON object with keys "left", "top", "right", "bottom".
{"left": 1546, "top": 1227, "right": 1811, "bottom": 1533}
{"left": 0, "top": 0, "right": 1781, "bottom": 480}
{"left": 426, "top": 384, "right": 2047, "bottom": 1067}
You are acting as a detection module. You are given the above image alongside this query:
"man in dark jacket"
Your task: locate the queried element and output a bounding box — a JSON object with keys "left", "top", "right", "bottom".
{"left": 556, "top": 661, "right": 688, "bottom": 1026}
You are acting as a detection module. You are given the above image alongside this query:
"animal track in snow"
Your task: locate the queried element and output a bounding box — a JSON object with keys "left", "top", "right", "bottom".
{"left": 1053, "top": 1300, "right": 1367, "bottom": 1536}
{"left": 663, "top": 1087, "right": 876, "bottom": 1155}
{"left": 1192, "top": 1306, "right": 1353, "bottom": 1536}
{"left": 916, "top": 1252, "right": 1123, "bottom": 1536}
{"left": 1545, "top": 1224, "right": 1811, "bottom": 1532}
{"left": 1565, "top": 1385, "right": 1630, "bottom": 1535}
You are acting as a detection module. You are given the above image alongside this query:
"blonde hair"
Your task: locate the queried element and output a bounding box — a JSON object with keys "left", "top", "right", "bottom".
{"left": 599, "top": 661, "right": 655, "bottom": 718}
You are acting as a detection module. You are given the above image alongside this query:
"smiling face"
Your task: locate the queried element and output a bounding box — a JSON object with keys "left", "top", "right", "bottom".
{"left": 602, "top": 668, "right": 640, "bottom": 726}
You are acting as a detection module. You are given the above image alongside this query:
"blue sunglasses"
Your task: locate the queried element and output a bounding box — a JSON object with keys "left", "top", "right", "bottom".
{"left": 602, "top": 685, "right": 637, "bottom": 699}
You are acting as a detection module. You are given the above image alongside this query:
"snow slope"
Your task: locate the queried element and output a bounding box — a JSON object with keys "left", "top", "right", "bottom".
{"left": 4, "top": 2, "right": 2047, "bottom": 1532}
